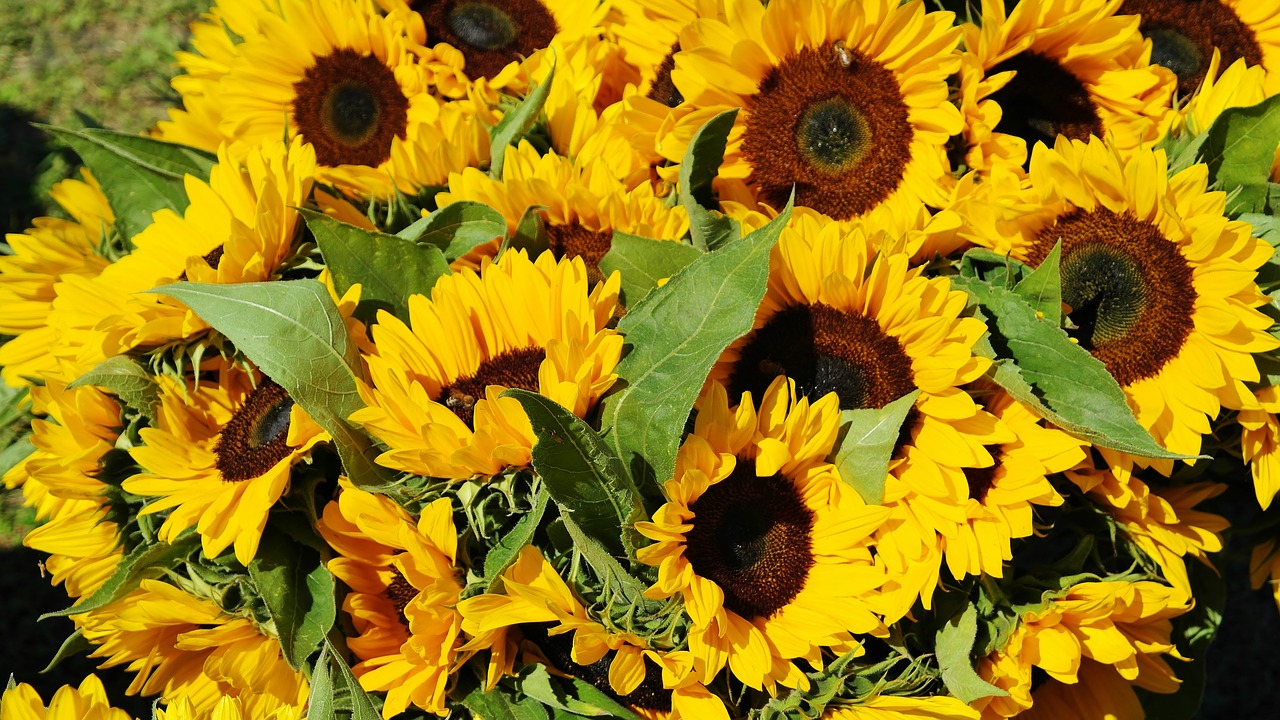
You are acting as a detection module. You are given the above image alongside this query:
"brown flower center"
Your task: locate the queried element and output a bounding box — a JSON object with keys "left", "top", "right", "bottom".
{"left": 414, "top": 0, "right": 559, "bottom": 80}
{"left": 1121, "top": 0, "right": 1264, "bottom": 97}
{"left": 742, "top": 42, "right": 912, "bottom": 220}
{"left": 647, "top": 44, "right": 684, "bottom": 108}
{"left": 292, "top": 48, "right": 409, "bottom": 168}
{"left": 684, "top": 459, "right": 814, "bottom": 620}
{"left": 987, "top": 52, "right": 1103, "bottom": 154}
{"left": 384, "top": 567, "right": 418, "bottom": 626}
{"left": 1025, "top": 208, "right": 1196, "bottom": 387}
{"left": 436, "top": 346, "right": 546, "bottom": 427}
{"left": 215, "top": 379, "right": 296, "bottom": 482}
{"left": 963, "top": 449, "right": 1005, "bottom": 503}
{"left": 546, "top": 222, "right": 613, "bottom": 287}
{"left": 178, "top": 245, "right": 224, "bottom": 281}
{"left": 730, "top": 303, "right": 916, "bottom": 411}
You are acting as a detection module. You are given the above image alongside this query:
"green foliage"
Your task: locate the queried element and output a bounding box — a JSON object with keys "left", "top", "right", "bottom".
{"left": 247, "top": 525, "right": 336, "bottom": 671}
{"left": 308, "top": 639, "right": 382, "bottom": 720}
{"left": 598, "top": 202, "right": 792, "bottom": 499}
{"left": 489, "top": 61, "right": 555, "bottom": 179}
{"left": 40, "top": 532, "right": 199, "bottom": 619}
{"left": 398, "top": 200, "right": 508, "bottom": 261}
{"left": 505, "top": 389, "right": 646, "bottom": 560}
{"left": 518, "top": 664, "right": 642, "bottom": 719}
{"left": 1202, "top": 94, "right": 1280, "bottom": 214}
{"left": 38, "top": 125, "right": 215, "bottom": 241}
{"left": 827, "top": 390, "right": 919, "bottom": 505}
{"left": 151, "top": 280, "right": 392, "bottom": 486}
{"left": 39, "top": 630, "right": 92, "bottom": 674}
{"left": 304, "top": 209, "right": 451, "bottom": 324}
{"left": 506, "top": 204, "right": 550, "bottom": 256}
{"left": 953, "top": 276, "right": 1194, "bottom": 459}
{"left": 935, "top": 602, "right": 1007, "bottom": 703}
{"left": 68, "top": 355, "right": 161, "bottom": 419}
{"left": 678, "top": 109, "right": 740, "bottom": 251}
{"left": 598, "top": 232, "right": 703, "bottom": 307}
{"left": 483, "top": 486, "right": 550, "bottom": 589}
{"left": 1011, "top": 239, "right": 1062, "bottom": 325}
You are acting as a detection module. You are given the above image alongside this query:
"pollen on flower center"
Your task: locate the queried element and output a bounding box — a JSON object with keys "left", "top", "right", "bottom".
{"left": 684, "top": 459, "right": 815, "bottom": 619}
{"left": 796, "top": 95, "right": 871, "bottom": 173}
{"left": 447, "top": 2, "right": 519, "bottom": 50}
{"left": 435, "top": 346, "right": 546, "bottom": 428}
{"left": 546, "top": 222, "right": 613, "bottom": 286}
{"left": 214, "top": 379, "right": 296, "bottom": 482}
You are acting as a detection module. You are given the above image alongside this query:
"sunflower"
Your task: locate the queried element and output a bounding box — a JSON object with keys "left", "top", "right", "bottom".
{"left": 352, "top": 249, "right": 621, "bottom": 480}
{"left": 214, "top": 0, "right": 490, "bottom": 198}
{"left": 122, "top": 363, "right": 327, "bottom": 565}
{"left": 1120, "top": 0, "right": 1280, "bottom": 97}
{"left": 156, "top": 695, "right": 303, "bottom": 720}
{"left": 4, "top": 382, "right": 124, "bottom": 599}
{"left": 1171, "top": 51, "right": 1267, "bottom": 136}
{"left": 379, "top": 0, "right": 608, "bottom": 96}
{"left": 47, "top": 139, "right": 315, "bottom": 378}
{"left": 457, "top": 545, "right": 728, "bottom": 720}
{"left": 436, "top": 142, "right": 688, "bottom": 284}
{"left": 877, "top": 388, "right": 1088, "bottom": 614}
{"left": 75, "top": 579, "right": 307, "bottom": 717}
{"left": 1240, "top": 385, "right": 1280, "bottom": 510}
{"left": 822, "top": 696, "right": 980, "bottom": 720}
{"left": 962, "top": 136, "right": 1278, "bottom": 476}
{"left": 0, "top": 675, "right": 133, "bottom": 720}
{"left": 649, "top": 0, "right": 961, "bottom": 221}
{"left": 973, "top": 579, "right": 1190, "bottom": 719}
{"left": 635, "top": 377, "right": 889, "bottom": 693}
{"left": 1068, "top": 464, "right": 1228, "bottom": 596}
{"left": 0, "top": 170, "right": 112, "bottom": 386}
{"left": 317, "top": 483, "right": 463, "bottom": 718}
{"left": 957, "top": 0, "right": 1174, "bottom": 177}
{"left": 1250, "top": 538, "right": 1280, "bottom": 613}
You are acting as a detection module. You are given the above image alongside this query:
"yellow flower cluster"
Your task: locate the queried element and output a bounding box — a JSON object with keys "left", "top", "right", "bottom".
{"left": 5, "top": 0, "right": 1280, "bottom": 718}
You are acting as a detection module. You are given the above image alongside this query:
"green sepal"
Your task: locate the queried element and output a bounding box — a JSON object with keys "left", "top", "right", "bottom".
{"left": 483, "top": 485, "right": 550, "bottom": 590}
{"left": 935, "top": 602, "right": 1007, "bottom": 703}
{"left": 303, "top": 208, "right": 451, "bottom": 325}
{"left": 39, "top": 630, "right": 93, "bottom": 674}
{"left": 489, "top": 60, "right": 555, "bottom": 179}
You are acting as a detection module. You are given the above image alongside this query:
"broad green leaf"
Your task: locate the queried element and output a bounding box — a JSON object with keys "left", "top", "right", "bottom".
{"left": 504, "top": 390, "right": 645, "bottom": 559}
{"left": 68, "top": 355, "right": 161, "bottom": 418}
{"left": 247, "top": 526, "right": 336, "bottom": 670}
{"left": 936, "top": 603, "right": 1007, "bottom": 703}
{"left": 518, "top": 665, "right": 644, "bottom": 719}
{"left": 954, "top": 277, "right": 1194, "bottom": 459}
{"left": 399, "top": 200, "right": 508, "bottom": 261}
{"left": 1241, "top": 212, "right": 1280, "bottom": 246}
{"left": 1012, "top": 239, "right": 1062, "bottom": 325}
{"left": 150, "top": 280, "right": 393, "bottom": 486}
{"left": 558, "top": 508, "right": 656, "bottom": 610}
{"left": 489, "top": 61, "right": 555, "bottom": 179}
{"left": 39, "top": 126, "right": 215, "bottom": 241}
{"left": 311, "top": 640, "right": 381, "bottom": 720}
{"left": 41, "top": 532, "right": 199, "bottom": 619}
{"left": 566, "top": 678, "right": 644, "bottom": 720}
{"left": 1202, "top": 94, "right": 1280, "bottom": 214}
{"left": 598, "top": 200, "right": 792, "bottom": 495}
{"left": 598, "top": 232, "right": 704, "bottom": 307}
{"left": 828, "top": 390, "right": 920, "bottom": 505}
{"left": 678, "top": 109, "right": 740, "bottom": 251}
{"left": 958, "top": 247, "right": 1033, "bottom": 287}
{"left": 304, "top": 209, "right": 450, "bottom": 324}
{"left": 40, "top": 630, "right": 92, "bottom": 673}
{"left": 484, "top": 487, "right": 550, "bottom": 589}
{"left": 505, "top": 204, "right": 550, "bottom": 256}
{"left": 462, "top": 678, "right": 550, "bottom": 720}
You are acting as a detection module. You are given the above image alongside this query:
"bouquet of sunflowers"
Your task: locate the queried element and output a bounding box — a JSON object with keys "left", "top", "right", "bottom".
{"left": 6, "top": 0, "right": 1280, "bottom": 718}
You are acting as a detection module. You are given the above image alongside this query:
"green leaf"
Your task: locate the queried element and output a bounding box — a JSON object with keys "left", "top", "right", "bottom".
{"left": 958, "top": 247, "right": 1034, "bottom": 288}
{"left": 678, "top": 109, "right": 739, "bottom": 251}
{"left": 1202, "top": 94, "right": 1280, "bottom": 214}
{"left": 518, "top": 665, "right": 644, "bottom": 719}
{"left": 304, "top": 209, "right": 450, "bottom": 324}
{"left": 490, "top": 60, "right": 555, "bottom": 179}
{"left": 558, "top": 508, "right": 655, "bottom": 609}
{"left": 503, "top": 390, "right": 645, "bottom": 559}
{"left": 936, "top": 603, "right": 1007, "bottom": 703}
{"left": 1161, "top": 125, "right": 1212, "bottom": 175}
{"left": 1241, "top": 212, "right": 1280, "bottom": 246}
{"left": 149, "top": 280, "right": 393, "bottom": 486}
{"left": 39, "top": 126, "right": 215, "bottom": 241}
{"left": 309, "top": 640, "right": 381, "bottom": 720}
{"left": 462, "top": 678, "right": 550, "bottom": 720}
{"left": 399, "top": 200, "right": 508, "bottom": 261}
{"left": 565, "top": 678, "right": 644, "bottom": 720}
{"left": 68, "top": 355, "right": 161, "bottom": 418}
{"left": 598, "top": 232, "right": 704, "bottom": 307}
{"left": 40, "top": 630, "right": 93, "bottom": 673}
{"left": 953, "top": 277, "right": 1195, "bottom": 460}
{"left": 827, "top": 390, "right": 920, "bottom": 505}
{"left": 1012, "top": 239, "right": 1062, "bottom": 325}
{"left": 0, "top": 436, "right": 35, "bottom": 478}
{"left": 41, "top": 533, "right": 199, "bottom": 619}
{"left": 598, "top": 200, "right": 792, "bottom": 495}
{"left": 247, "top": 526, "right": 336, "bottom": 670}
{"left": 506, "top": 204, "right": 550, "bottom": 256}
{"left": 484, "top": 486, "right": 550, "bottom": 588}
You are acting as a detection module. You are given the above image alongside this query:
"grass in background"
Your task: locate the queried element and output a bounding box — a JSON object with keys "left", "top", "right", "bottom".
{"left": 0, "top": 0, "right": 205, "bottom": 233}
